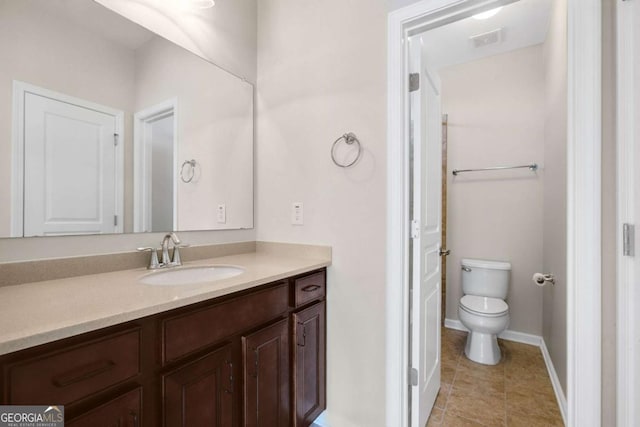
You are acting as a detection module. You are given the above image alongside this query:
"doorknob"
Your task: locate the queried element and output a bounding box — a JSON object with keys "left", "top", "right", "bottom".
{"left": 439, "top": 248, "right": 450, "bottom": 257}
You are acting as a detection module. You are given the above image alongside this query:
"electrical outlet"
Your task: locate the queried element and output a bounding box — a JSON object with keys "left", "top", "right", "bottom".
{"left": 217, "top": 204, "right": 226, "bottom": 224}
{"left": 291, "top": 202, "right": 303, "bottom": 225}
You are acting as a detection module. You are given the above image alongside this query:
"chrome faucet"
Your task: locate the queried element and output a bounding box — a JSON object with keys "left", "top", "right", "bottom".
{"left": 138, "top": 232, "right": 189, "bottom": 270}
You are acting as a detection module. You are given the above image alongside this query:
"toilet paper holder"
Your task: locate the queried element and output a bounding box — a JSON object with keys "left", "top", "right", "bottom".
{"left": 533, "top": 273, "right": 556, "bottom": 286}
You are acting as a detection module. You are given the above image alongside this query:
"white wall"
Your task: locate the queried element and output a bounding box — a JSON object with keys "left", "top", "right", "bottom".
{"left": 542, "top": 0, "right": 567, "bottom": 394}
{"left": 96, "top": 0, "right": 257, "bottom": 82}
{"left": 442, "top": 45, "right": 545, "bottom": 335}
{"left": 135, "top": 37, "right": 254, "bottom": 231}
{"left": 256, "top": 0, "right": 388, "bottom": 425}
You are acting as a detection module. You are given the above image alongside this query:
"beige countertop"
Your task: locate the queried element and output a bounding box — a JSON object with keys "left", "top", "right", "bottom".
{"left": 0, "top": 247, "right": 331, "bottom": 356}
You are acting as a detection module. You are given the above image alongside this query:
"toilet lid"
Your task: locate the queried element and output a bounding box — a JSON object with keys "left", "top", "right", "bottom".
{"left": 460, "top": 295, "right": 509, "bottom": 316}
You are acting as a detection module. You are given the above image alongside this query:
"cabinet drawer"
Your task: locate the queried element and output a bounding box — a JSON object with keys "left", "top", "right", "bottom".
{"left": 162, "top": 283, "right": 289, "bottom": 364}
{"left": 66, "top": 387, "right": 141, "bottom": 427}
{"left": 6, "top": 328, "right": 140, "bottom": 405}
{"left": 292, "top": 271, "right": 326, "bottom": 308}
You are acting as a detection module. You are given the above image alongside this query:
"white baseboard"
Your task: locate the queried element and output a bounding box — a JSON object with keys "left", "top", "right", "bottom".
{"left": 444, "top": 318, "right": 467, "bottom": 332}
{"left": 540, "top": 338, "right": 568, "bottom": 425}
{"left": 444, "top": 318, "right": 541, "bottom": 346}
{"left": 444, "top": 318, "right": 567, "bottom": 426}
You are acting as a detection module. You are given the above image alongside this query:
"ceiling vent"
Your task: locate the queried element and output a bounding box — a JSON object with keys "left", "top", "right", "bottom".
{"left": 469, "top": 28, "right": 504, "bottom": 48}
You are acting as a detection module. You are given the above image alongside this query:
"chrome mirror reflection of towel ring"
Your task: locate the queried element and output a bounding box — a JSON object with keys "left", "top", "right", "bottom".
{"left": 331, "top": 132, "right": 362, "bottom": 168}
{"left": 180, "top": 159, "right": 197, "bottom": 183}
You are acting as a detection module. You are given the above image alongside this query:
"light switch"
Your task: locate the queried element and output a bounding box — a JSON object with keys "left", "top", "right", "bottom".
{"left": 291, "top": 202, "right": 303, "bottom": 225}
{"left": 217, "top": 204, "right": 226, "bottom": 224}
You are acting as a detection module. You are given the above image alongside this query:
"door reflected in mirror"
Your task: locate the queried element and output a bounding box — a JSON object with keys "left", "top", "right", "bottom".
{"left": 0, "top": 0, "right": 254, "bottom": 238}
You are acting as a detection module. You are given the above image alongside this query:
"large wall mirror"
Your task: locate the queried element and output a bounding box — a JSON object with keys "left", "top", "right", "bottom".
{"left": 0, "top": 0, "right": 254, "bottom": 238}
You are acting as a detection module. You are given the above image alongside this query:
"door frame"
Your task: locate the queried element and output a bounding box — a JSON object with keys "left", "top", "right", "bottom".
{"left": 386, "top": 1, "right": 602, "bottom": 426}
{"left": 133, "top": 98, "right": 178, "bottom": 233}
{"left": 11, "top": 81, "right": 125, "bottom": 237}
{"left": 616, "top": 0, "right": 637, "bottom": 424}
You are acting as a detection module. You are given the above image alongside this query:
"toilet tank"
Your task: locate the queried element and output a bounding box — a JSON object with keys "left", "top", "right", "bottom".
{"left": 461, "top": 258, "right": 511, "bottom": 299}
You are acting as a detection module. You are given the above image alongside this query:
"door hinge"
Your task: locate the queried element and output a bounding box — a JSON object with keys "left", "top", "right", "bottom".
{"left": 114, "top": 133, "right": 119, "bottom": 146}
{"left": 623, "top": 223, "right": 635, "bottom": 256}
{"left": 411, "top": 220, "right": 420, "bottom": 239}
{"left": 114, "top": 215, "right": 118, "bottom": 227}
{"left": 409, "top": 73, "right": 420, "bottom": 92}
{"left": 410, "top": 368, "right": 418, "bottom": 386}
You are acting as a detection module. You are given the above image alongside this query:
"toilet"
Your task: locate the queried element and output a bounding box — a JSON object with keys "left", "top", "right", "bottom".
{"left": 458, "top": 258, "right": 511, "bottom": 365}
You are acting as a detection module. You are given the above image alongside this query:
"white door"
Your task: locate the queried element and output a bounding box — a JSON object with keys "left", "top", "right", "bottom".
{"left": 633, "top": 2, "right": 640, "bottom": 419}
{"left": 409, "top": 37, "right": 442, "bottom": 427}
{"left": 133, "top": 99, "right": 178, "bottom": 233}
{"left": 23, "top": 92, "right": 118, "bottom": 236}
{"left": 618, "top": 1, "right": 640, "bottom": 424}
{"left": 148, "top": 113, "right": 175, "bottom": 232}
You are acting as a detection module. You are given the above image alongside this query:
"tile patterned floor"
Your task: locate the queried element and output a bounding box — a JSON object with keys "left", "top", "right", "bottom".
{"left": 427, "top": 328, "right": 564, "bottom": 427}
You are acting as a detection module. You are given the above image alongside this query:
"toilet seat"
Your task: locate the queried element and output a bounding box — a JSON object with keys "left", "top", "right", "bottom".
{"left": 459, "top": 295, "right": 508, "bottom": 317}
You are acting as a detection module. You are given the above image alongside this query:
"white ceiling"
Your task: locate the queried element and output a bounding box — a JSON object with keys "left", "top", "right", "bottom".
{"left": 417, "top": 0, "right": 553, "bottom": 70}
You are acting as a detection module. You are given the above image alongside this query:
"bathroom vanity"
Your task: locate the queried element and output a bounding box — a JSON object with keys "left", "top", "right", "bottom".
{"left": 0, "top": 248, "right": 329, "bottom": 427}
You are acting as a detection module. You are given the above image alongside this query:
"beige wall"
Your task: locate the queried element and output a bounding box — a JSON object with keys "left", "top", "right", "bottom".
{"left": 256, "top": 0, "right": 387, "bottom": 425}
{"left": 96, "top": 0, "right": 257, "bottom": 82}
{"left": 542, "top": 0, "right": 567, "bottom": 394}
{"left": 601, "top": 0, "right": 617, "bottom": 424}
{"left": 442, "top": 45, "right": 546, "bottom": 335}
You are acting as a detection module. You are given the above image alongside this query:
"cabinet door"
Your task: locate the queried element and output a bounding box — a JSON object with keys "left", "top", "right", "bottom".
{"left": 66, "top": 387, "right": 141, "bottom": 427}
{"left": 242, "top": 319, "right": 289, "bottom": 427}
{"left": 292, "top": 301, "right": 326, "bottom": 427}
{"left": 163, "top": 344, "right": 234, "bottom": 427}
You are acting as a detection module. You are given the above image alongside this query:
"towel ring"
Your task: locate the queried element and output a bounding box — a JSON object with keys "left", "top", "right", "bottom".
{"left": 180, "top": 159, "right": 197, "bottom": 183}
{"left": 331, "top": 132, "right": 362, "bottom": 168}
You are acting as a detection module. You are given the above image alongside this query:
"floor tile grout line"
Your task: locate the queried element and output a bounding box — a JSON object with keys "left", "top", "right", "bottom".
{"left": 432, "top": 331, "right": 562, "bottom": 426}
{"left": 436, "top": 347, "right": 460, "bottom": 424}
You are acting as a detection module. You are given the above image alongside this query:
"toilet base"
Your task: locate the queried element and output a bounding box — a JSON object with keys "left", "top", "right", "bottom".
{"left": 464, "top": 331, "right": 501, "bottom": 365}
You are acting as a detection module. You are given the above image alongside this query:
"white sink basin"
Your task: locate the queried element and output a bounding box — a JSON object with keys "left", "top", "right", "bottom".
{"left": 139, "top": 265, "right": 245, "bottom": 285}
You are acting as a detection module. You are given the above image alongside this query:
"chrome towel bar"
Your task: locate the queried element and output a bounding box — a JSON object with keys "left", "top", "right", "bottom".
{"left": 452, "top": 163, "right": 538, "bottom": 176}
{"left": 331, "top": 132, "right": 362, "bottom": 168}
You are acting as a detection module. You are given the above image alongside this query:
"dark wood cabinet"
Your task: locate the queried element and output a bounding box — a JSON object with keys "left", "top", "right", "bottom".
{"left": 292, "top": 301, "right": 326, "bottom": 427}
{"left": 0, "top": 268, "right": 327, "bottom": 427}
{"left": 161, "top": 283, "right": 289, "bottom": 365}
{"left": 242, "top": 319, "right": 290, "bottom": 427}
{"left": 291, "top": 271, "right": 325, "bottom": 308}
{"left": 66, "top": 387, "right": 142, "bottom": 427}
{"left": 163, "top": 344, "right": 235, "bottom": 427}
{"left": 4, "top": 328, "right": 140, "bottom": 406}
